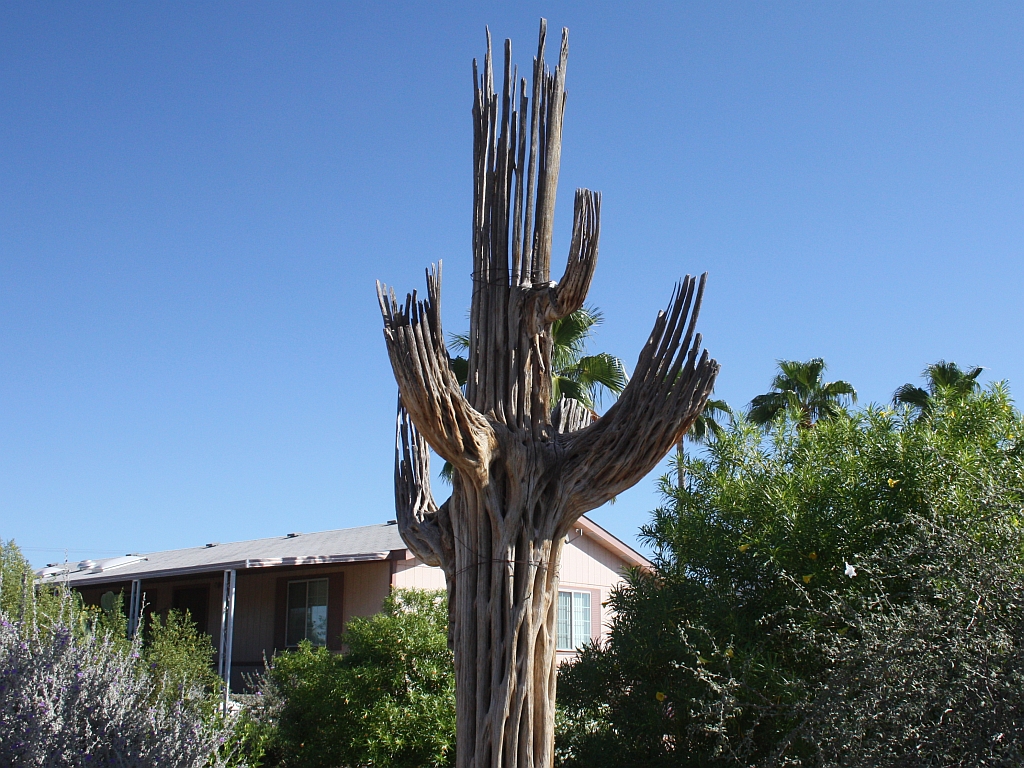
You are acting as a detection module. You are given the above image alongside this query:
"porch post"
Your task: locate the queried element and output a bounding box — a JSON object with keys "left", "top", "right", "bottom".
{"left": 219, "top": 569, "right": 237, "bottom": 714}
{"left": 127, "top": 579, "right": 142, "bottom": 638}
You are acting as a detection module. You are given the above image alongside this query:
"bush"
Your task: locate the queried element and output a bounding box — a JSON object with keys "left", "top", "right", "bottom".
{"left": 0, "top": 600, "right": 236, "bottom": 767}
{"left": 253, "top": 588, "right": 455, "bottom": 768}
{"left": 0, "top": 542, "right": 240, "bottom": 765}
{"left": 145, "top": 608, "right": 223, "bottom": 714}
{"left": 557, "top": 384, "right": 1024, "bottom": 767}
{"left": 1, "top": 540, "right": 62, "bottom": 625}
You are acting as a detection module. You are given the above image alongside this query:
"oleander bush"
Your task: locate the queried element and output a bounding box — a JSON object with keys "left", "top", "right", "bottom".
{"left": 557, "top": 383, "right": 1024, "bottom": 767}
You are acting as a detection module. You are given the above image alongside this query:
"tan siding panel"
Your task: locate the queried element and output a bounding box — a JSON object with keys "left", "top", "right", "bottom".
{"left": 559, "top": 532, "right": 623, "bottom": 588}
{"left": 391, "top": 559, "right": 448, "bottom": 591}
{"left": 231, "top": 570, "right": 278, "bottom": 664}
{"left": 342, "top": 561, "right": 392, "bottom": 625}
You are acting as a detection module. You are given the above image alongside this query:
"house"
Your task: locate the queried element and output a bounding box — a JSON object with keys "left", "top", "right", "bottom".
{"left": 37, "top": 516, "right": 649, "bottom": 690}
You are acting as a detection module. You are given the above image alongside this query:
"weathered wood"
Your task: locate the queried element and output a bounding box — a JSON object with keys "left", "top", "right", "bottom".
{"left": 377, "top": 18, "right": 719, "bottom": 768}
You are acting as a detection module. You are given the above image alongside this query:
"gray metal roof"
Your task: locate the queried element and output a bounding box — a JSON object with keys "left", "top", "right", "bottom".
{"left": 37, "top": 522, "right": 407, "bottom": 586}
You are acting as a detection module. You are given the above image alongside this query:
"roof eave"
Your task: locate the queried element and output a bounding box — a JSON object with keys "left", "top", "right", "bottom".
{"left": 43, "top": 549, "right": 404, "bottom": 587}
{"left": 576, "top": 515, "right": 652, "bottom": 570}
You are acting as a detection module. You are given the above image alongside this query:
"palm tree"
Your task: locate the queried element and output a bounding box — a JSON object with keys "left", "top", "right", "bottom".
{"left": 675, "top": 398, "right": 732, "bottom": 487}
{"left": 549, "top": 307, "right": 629, "bottom": 410}
{"left": 443, "top": 306, "right": 627, "bottom": 482}
{"left": 892, "top": 360, "right": 983, "bottom": 418}
{"left": 749, "top": 358, "right": 856, "bottom": 430}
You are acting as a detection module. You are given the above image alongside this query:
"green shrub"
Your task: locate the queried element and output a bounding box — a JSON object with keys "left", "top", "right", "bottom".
{"left": 557, "top": 384, "right": 1024, "bottom": 767}
{"left": 254, "top": 588, "right": 455, "bottom": 768}
{"left": 145, "top": 608, "right": 223, "bottom": 712}
{"left": 0, "top": 540, "right": 63, "bottom": 625}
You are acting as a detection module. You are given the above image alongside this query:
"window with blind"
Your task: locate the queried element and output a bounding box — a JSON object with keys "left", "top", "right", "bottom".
{"left": 556, "top": 590, "right": 592, "bottom": 651}
{"left": 286, "top": 578, "right": 328, "bottom": 647}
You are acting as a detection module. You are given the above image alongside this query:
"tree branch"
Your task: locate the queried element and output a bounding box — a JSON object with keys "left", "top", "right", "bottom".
{"left": 378, "top": 263, "right": 496, "bottom": 477}
{"left": 557, "top": 274, "right": 720, "bottom": 522}
{"left": 548, "top": 189, "right": 600, "bottom": 321}
{"left": 394, "top": 400, "right": 455, "bottom": 575}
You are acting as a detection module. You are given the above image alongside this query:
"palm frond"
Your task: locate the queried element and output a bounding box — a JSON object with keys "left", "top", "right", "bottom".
{"left": 551, "top": 341, "right": 584, "bottom": 377}
{"left": 551, "top": 307, "right": 602, "bottom": 373}
{"left": 449, "top": 355, "right": 469, "bottom": 388}
{"left": 553, "top": 376, "right": 594, "bottom": 410}
{"left": 565, "top": 352, "right": 628, "bottom": 404}
{"left": 749, "top": 391, "right": 790, "bottom": 427}
{"left": 963, "top": 366, "right": 984, "bottom": 383}
{"left": 552, "top": 306, "right": 603, "bottom": 349}
{"left": 448, "top": 332, "right": 470, "bottom": 353}
{"left": 703, "top": 398, "right": 733, "bottom": 417}
{"left": 893, "top": 383, "right": 929, "bottom": 411}
{"left": 775, "top": 358, "right": 825, "bottom": 398}
{"left": 925, "top": 360, "right": 983, "bottom": 396}
{"left": 925, "top": 360, "right": 961, "bottom": 390}
{"left": 687, "top": 398, "right": 733, "bottom": 444}
{"left": 821, "top": 380, "right": 857, "bottom": 402}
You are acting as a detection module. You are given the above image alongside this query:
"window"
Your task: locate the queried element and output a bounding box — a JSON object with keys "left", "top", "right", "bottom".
{"left": 557, "top": 590, "right": 591, "bottom": 651}
{"left": 287, "top": 578, "right": 328, "bottom": 646}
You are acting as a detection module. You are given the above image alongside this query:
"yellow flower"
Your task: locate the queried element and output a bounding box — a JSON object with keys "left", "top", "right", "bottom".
{"left": 725, "top": 647, "right": 735, "bottom": 658}
{"left": 655, "top": 691, "right": 667, "bottom": 702}
{"left": 808, "top": 552, "right": 818, "bottom": 561}
{"left": 738, "top": 543, "right": 751, "bottom": 553}
{"left": 887, "top": 478, "right": 899, "bottom": 488}
{"left": 802, "top": 574, "right": 813, "bottom": 584}
{"left": 697, "top": 656, "right": 709, "bottom": 665}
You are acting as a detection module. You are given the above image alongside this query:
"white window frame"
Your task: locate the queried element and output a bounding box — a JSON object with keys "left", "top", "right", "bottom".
{"left": 286, "top": 578, "right": 329, "bottom": 647}
{"left": 557, "top": 589, "right": 592, "bottom": 651}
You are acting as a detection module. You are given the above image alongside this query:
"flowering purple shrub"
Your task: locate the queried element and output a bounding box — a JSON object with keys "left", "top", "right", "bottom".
{"left": 0, "top": 606, "right": 237, "bottom": 767}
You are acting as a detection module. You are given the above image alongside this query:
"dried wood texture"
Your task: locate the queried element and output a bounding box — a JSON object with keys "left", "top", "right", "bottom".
{"left": 378, "top": 19, "right": 719, "bottom": 768}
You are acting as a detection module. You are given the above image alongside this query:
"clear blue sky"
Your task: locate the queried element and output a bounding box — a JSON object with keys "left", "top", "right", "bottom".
{"left": 2, "top": 3, "right": 1022, "bottom": 566}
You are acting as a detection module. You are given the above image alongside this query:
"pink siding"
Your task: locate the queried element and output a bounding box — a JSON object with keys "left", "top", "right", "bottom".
{"left": 392, "top": 558, "right": 448, "bottom": 590}
{"left": 557, "top": 529, "right": 631, "bottom": 660}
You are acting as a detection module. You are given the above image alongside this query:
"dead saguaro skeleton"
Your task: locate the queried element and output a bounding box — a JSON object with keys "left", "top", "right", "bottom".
{"left": 377, "top": 20, "right": 719, "bottom": 768}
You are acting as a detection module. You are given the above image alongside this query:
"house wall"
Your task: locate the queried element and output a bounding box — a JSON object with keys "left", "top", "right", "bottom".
{"left": 71, "top": 529, "right": 636, "bottom": 688}
{"left": 225, "top": 559, "right": 392, "bottom": 689}
{"left": 73, "top": 559, "right": 394, "bottom": 691}
{"left": 391, "top": 558, "right": 448, "bottom": 590}
{"left": 557, "top": 528, "right": 631, "bottom": 660}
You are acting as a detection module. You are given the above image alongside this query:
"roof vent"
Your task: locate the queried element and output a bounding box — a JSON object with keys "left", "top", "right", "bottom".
{"left": 46, "top": 563, "right": 60, "bottom": 568}
{"left": 386, "top": 520, "right": 397, "bottom": 526}
{"left": 286, "top": 532, "right": 301, "bottom": 538}
{"left": 205, "top": 542, "right": 219, "bottom": 548}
